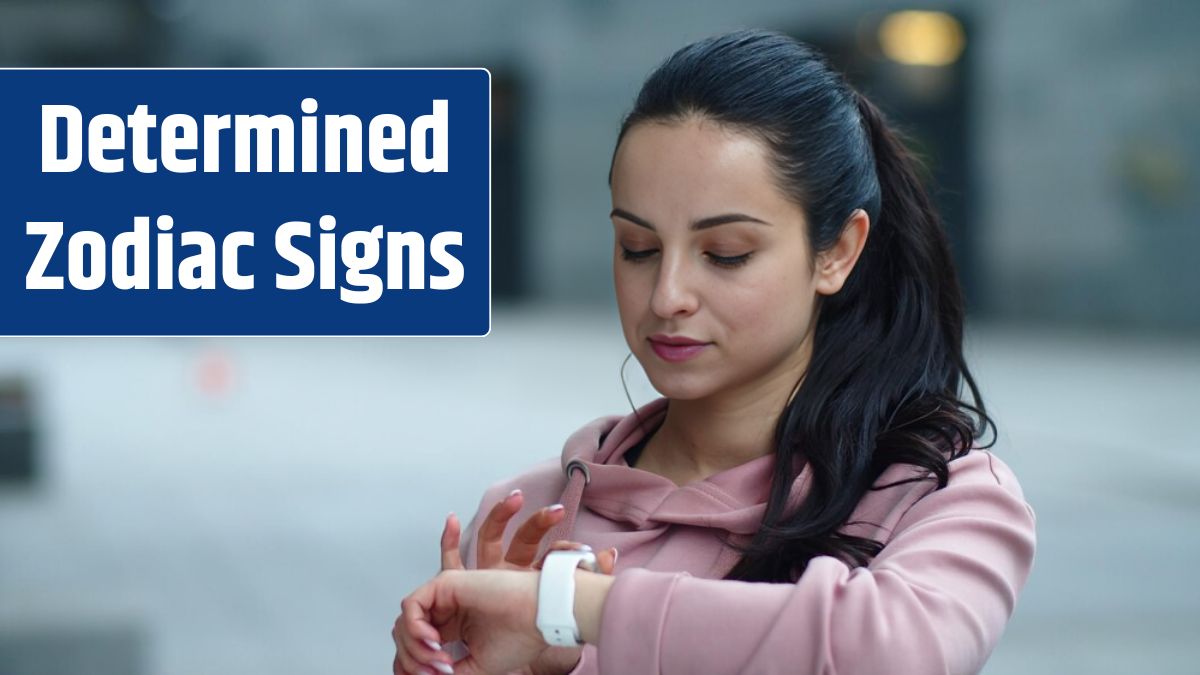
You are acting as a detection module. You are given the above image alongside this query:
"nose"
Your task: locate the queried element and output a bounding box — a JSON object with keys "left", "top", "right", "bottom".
{"left": 649, "top": 250, "right": 699, "bottom": 319}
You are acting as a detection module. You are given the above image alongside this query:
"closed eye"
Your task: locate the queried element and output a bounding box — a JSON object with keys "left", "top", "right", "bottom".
{"left": 620, "top": 246, "right": 658, "bottom": 262}
{"left": 620, "top": 247, "right": 753, "bottom": 268}
{"left": 706, "top": 252, "right": 753, "bottom": 268}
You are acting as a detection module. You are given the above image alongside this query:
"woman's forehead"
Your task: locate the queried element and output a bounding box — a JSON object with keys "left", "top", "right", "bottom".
{"left": 611, "top": 119, "right": 802, "bottom": 227}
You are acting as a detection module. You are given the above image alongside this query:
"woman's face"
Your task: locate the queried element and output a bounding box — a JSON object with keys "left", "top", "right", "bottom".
{"left": 610, "top": 117, "right": 826, "bottom": 404}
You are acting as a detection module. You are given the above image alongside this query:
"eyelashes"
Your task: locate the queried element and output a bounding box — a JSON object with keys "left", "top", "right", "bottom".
{"left": 706, "top": 252, "right": 753, "bottom": 268}
{"left": 619, "top": 247, "right": 657, "bottom": 262}
{"left": 619, "top": 246, "right": 753, "bottom": 269}
{"left": 619, "top": 246, "right": 657, "bottom": 261}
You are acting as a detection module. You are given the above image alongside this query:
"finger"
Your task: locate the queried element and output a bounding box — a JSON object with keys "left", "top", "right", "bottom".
{"left": 396, "top": 612, "right": 455, "bottom": 675}
{"left": 440, "top": 512, "right": 463, "bottom": 571}
{"left": 532, "top": 542, "right": 618, "bottom": 575}
{"left": 392, "top": 619, "right": 430, "bottom": 675}
{"left": 504, "top": 504, "right": 565, "bottom": 568}
{"left": 406, "top": 635, "right": 455, "bottom": 675}
{"left": 448, "top": 656, "right": 489, "bottom": 675}
{"left": 399, "top": 591, "right": 457, "bottom": 673}
{"left": 399, "top": 607, "right": 447, "bottom": 661}
{"left": 533, "top": 540, "right": 592, "bottom": 570}
{"left": 394, "top": 652, "right": 432, "bottom": 675}
{"left": 398, "top": 650, "right": 443, "bottom": 675}
{"left": 595, "top": 547, "right": 618, "bottom": 575}
{"left": 393, "top": 643, "right": 436, "bottom": 675}
{"left": 396, "top": 600, "right": 441, "bottom": 647}
{"left": 476, "top": 489, "right": 523, "bottom": 568}
{"left": 393, "top": 611, "right": 447, "bottom": 675}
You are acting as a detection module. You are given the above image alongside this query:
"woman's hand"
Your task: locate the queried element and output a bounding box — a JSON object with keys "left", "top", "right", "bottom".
{"left": 392, "top": 491, "right": 616, "bottom": 675}
{"left": 397, "top": 569, "right": 546, "bottom": 675}
{"left": 438, "top": 489, "right": 617, "bottom": 575}
{"left": 439, "top": 493, "right": 617, "bottom": 675}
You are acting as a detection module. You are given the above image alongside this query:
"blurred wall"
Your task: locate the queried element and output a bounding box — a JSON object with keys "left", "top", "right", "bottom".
{"left": 1, "top": 0, "right": 1196, "bottom": 329}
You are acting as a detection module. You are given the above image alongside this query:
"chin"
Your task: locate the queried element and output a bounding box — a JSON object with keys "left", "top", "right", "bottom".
{"left": 642, "top": 365, "right": 722, "bottom": 401}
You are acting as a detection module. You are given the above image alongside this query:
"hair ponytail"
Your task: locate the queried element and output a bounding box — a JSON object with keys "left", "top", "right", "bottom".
{"left": 849, "top": 88, "right": 993, "bottom": 474}
{"left": 614, "top": 30, "right": 997, "bottom": 583}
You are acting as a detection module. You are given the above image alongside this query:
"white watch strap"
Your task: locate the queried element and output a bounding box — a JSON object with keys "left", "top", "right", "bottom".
{"left": 536, "top": 549, "right": 597, "bottom": 647}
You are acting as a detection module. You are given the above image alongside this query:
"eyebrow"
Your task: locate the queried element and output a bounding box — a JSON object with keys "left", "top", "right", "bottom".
{"left": 610, "top": 208, "right": 771, "bottom": 231}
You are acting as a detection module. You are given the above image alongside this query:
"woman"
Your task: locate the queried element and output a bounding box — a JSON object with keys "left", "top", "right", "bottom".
{"left": 392, "top": 29, "right": 1036, "bottom": 675}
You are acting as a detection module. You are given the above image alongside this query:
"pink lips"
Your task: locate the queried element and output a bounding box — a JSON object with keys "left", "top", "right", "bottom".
{"left": 648, "top": 334, "right": 711, "bottom": 362}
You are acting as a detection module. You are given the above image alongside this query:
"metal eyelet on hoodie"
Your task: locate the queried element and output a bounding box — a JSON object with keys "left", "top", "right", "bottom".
{"left": 565, "top": 459, "right": 591, "bottom": 486}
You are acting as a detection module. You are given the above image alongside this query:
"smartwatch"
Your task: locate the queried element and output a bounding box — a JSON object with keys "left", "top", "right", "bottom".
{"left": 536, "top": 549, "right": 597, "bottom": 647}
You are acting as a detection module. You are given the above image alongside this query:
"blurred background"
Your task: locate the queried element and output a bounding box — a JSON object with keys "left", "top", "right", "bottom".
{"left": 1, "top": 1, "right": 1197, "bottom": 673}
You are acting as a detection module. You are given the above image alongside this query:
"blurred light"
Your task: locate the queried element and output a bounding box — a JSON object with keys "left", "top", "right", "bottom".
{"left": 1118, "top": 139, "right": 1190, "bottom": 207}
{"left": 196, "top": 348, "right": 234, "bottom": 398}
{"left": 878, "top": 11, "right": 965, "bottom": 67}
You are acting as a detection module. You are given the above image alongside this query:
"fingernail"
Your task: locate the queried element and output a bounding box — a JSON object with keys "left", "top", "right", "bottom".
{"left": 432, "top": 662, "right": 454, "bottom": 674}
{"left": 422, "top": 638, "right": 441, "bottom": 651}
{"left": 547, "top": 503, "right": 564, "bottom": 512}
{"left": 611, "top": 547, "right": 619, "bottom": 565}
{"left": 509, "top": 488, "right": 522, "bottom": 498}
{"left": 578, "top": 544, "right": 592, "bottom": 552}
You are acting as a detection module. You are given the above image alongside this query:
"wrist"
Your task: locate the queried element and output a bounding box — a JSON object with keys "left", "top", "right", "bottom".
{"left": 571, "top": 569, "right": 615, "bottom": 645}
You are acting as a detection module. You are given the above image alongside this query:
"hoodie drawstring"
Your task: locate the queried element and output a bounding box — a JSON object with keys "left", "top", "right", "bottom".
{"left": 538, "top": 459, "right": 590, "bottom": 560}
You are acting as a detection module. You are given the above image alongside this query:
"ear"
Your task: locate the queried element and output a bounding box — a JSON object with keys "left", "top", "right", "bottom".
{"left": 814, "top": 209, "right": 870, "bottom": 296}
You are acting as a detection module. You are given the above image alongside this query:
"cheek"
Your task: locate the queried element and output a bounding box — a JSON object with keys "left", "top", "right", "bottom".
{"left": 719, "top": 264, "right": 815, "bottom": 344}
{"left": 612, "top": 264, "right": 631, "bottom": 307}
{"left": 612, "top": 266, "right": 645, "bottom": 334}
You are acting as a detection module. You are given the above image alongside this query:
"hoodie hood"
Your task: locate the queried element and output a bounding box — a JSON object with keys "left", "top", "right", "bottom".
{"left": 558, "top": 398, "right": 810, "bottom": 536}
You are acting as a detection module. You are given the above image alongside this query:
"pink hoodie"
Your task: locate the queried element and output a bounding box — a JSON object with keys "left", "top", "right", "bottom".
{"left": 460, "top": 398, "right": 1037, "bottom": 674}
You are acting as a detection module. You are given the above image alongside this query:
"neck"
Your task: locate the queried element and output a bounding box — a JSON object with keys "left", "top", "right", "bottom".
{"left": 645, "top": 337, "right": 812, "bottom": 482}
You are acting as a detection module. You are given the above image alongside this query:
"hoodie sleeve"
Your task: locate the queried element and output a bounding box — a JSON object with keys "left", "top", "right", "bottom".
{"left": 594, "top": 451, "right": 1037, "bottom": 675}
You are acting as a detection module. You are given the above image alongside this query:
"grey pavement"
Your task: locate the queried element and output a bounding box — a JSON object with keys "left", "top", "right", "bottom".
{"left": 0, "top": 306, "right": 1196, "bottom": 675}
